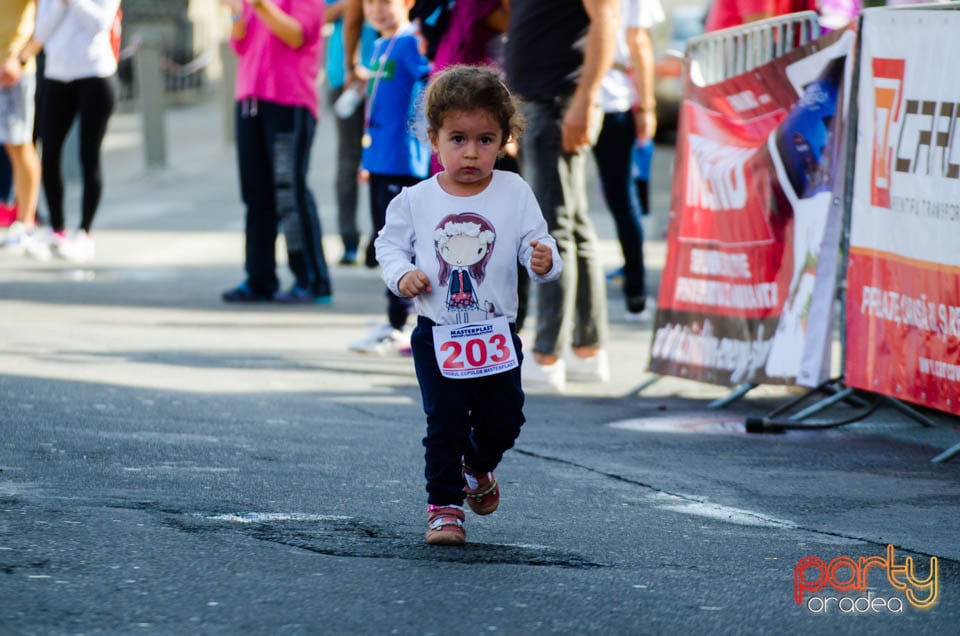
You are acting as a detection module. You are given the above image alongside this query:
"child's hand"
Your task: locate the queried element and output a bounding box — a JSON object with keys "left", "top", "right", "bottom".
{"left": 529, "top": 240, "right": 553, "bottom": 275}
{"left": 399, "top": 269, "right": 432, "bottom": 297}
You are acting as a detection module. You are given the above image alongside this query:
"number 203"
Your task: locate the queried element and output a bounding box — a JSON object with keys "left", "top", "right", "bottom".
{"left": 440, "top": 334, "right": 510, "bottom": 369}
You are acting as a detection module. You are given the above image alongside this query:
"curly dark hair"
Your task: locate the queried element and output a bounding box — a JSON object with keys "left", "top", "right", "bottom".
{"left": 424, "top": 65, "right": 525, "bottom": 149}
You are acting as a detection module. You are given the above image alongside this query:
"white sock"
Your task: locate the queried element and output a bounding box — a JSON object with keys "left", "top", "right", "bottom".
{"left": 464, "top": 472, "right": 479, "bottom": 490}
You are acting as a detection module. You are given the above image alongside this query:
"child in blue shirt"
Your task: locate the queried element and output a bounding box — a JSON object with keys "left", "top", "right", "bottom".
{"left": 348, "top": 0, "right": 432, "bottom": 354}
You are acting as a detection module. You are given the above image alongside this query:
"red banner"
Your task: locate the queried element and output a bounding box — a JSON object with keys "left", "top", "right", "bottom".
{"left": 650, "top": 29, "right": 853, "bottom": 387}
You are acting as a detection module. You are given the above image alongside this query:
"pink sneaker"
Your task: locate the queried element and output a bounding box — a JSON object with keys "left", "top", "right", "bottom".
{"left": 0, "top": 203, "right": 16, "bottom": 227}
{"left": 425, "top": 505, "right": 465, "bottom": 545}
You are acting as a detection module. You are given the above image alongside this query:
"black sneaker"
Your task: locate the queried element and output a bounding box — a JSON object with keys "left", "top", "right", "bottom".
{"left": 339, "top": 249, "right": 358, "bottom": 265}
{"left": 627, "top": 295, "right": 647, "bottom": 314}
{"left": 222, "top": 282, "right": 273, "bottom": 303}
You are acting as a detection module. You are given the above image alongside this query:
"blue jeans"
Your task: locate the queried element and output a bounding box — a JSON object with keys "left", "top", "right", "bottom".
{"left": 592, "top": 110, "right": 646, "bottom": 306}
{"left": 235, "top": 99, "right": 331, "bottom": 297}
{"left": 411, "top": 316, "right": 525, "bottom": 506}
{"left": 520, "top": 97, "right": 608, "bottom": 355}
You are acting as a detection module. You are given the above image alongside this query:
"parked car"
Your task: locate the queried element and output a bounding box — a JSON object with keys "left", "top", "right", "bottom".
{"left": 653, "top": 2, "right": 708, "bottom": 140}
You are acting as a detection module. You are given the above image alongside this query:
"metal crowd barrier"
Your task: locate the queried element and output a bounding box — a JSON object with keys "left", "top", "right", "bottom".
{"left": 684, "top": 11, "right": 821, "bottom": 87}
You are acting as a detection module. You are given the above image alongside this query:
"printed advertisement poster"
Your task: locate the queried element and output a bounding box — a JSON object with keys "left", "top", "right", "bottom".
{"left": 846, "top": 9, "right": 960, "bottom": 415}
{"left": 649, "top": 29, "right": 854, "bottom": 387}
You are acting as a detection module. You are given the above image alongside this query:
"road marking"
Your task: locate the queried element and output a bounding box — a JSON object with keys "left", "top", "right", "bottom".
{"left": 651, "top": 495, "right": 797, "bottom": 529}
{"left": 609, "top": 417, "right": 746, "bottom": 435}
{"left": 198, "top": 512, "right": 352, "bottom": 524}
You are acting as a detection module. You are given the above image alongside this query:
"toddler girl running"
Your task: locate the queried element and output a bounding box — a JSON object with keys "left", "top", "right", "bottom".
{"left": 374, "top": 65, "right": 562, "bottom": 545}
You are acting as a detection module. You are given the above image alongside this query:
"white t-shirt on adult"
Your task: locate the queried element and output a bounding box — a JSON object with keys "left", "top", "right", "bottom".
{"left": 34, "top": 0, "right": 120, "bottom": 82}
{"left": 600, "top": 0, "right": 665, "bottom": 113}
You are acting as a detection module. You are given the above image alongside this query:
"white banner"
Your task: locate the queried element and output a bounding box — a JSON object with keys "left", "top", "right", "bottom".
{"left": 846, "top": 8, "right": 960, "bottom": 415}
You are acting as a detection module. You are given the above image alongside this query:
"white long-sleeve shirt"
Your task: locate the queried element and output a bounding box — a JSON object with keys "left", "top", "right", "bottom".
{"left": 34, "top": 0, "right": 120, "bottom": 81}
{"left": 375, "top": 170, "right": 562, "bottom": 326}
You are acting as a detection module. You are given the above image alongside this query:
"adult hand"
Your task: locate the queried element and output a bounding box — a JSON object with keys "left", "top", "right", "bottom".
{"left": 528, "top": 240, "right": 553, "bottom": 275}
{"left": 399, "top": 269, "right": 432, "bottom": 297}
{"left": 634, "top": 109, "right": 657, "bottom": 144}
{"left": 561, "top": 98, "right": 592, "bottom": 153}
{"left": 0, "top": 58, "right": 21, "bottom": 89}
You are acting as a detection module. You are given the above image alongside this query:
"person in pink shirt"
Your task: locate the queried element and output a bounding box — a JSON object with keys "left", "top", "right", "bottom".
{"left": 221, "top": 0, "right": 333, "bottom": 303}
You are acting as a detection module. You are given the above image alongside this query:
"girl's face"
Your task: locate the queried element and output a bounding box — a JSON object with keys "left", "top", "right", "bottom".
{"left": 440, "top": 234, "right": 489, "bottom": 267}
{"left": 431, "top": 109, "right": 504, "bottom": 197}
{"left": 362, "top": 0, "right": 410, "bottom": 36}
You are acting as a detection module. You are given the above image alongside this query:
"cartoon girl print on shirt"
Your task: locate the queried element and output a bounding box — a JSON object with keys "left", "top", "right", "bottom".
{"left": 434, "top": 213, "right": 496, "bottom": 323}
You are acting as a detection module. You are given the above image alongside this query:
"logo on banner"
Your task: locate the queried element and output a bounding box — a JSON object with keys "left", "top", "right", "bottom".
{"left": 678, "top": 133, "right": 775, "bottom": 245}
{"left": 869, "top": 57, "right": 960, "bottom": 212}
{"left": 794, "top": 544, "right": 939, "bottom": 614}
{"left": 870, "top": 58, "right": 906, "bottom": 209}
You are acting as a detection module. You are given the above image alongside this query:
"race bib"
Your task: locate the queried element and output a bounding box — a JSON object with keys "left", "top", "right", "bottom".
{"left": 432, "top": 316, "right": 519, "bottom": 379}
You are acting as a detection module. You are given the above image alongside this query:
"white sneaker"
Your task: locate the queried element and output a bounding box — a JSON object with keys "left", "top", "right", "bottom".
{"left": 1, "top": 221, "right": 29, "bottom": 252}
{"left": 565, "top": 349, "right": 610, "bottom": 383}
{"left": 348, "top": 322, "right": 406, "bottom": 355}
{"left": 60, "top": 230, "right": 96, "bottom": 263}
{"left": 23, "top": 230, "right": 52, "bottom": 261}
{"left": 48, "top": 231, "right": 69, "bottom": 259}
{"left": 522, "top": 356, "right": 566, "bottom": 393}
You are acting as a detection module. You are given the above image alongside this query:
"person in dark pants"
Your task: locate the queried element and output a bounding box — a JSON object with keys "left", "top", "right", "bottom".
{"left": 347, "top": 0, "right": 431, "bottom": 354}
{"left": 221, "top": 0, "right": 332, "bottom": 303}
{"left": 504, "top": 0, "right": 620, "bottom": 392}
{"left": 324, "top": 0, "right": 377, "bottom": 265}
{"left": 591, "top": 0, "right": 662, "bottom": 319}
{"left": 16, "top": 1, "right": 120, "bottom": 262}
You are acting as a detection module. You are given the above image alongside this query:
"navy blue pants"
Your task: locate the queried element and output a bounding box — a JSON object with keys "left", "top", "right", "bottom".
{"left": 236, "top": 99, "right": 331, "bottom": 297}
{"left": 411, "top": 316, "right": 526, "bottom": 506}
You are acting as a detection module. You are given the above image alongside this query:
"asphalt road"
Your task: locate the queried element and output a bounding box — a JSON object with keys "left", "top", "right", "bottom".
{"left": 1, "top": 93, "right": 959, "bottom": 635}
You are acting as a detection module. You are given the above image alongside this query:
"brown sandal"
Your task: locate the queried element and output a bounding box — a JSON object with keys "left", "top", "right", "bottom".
{"left": 462, "top": 461, "right": 500, "bottom": 515}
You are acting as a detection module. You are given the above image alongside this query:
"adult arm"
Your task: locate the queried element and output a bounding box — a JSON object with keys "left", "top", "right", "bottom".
{"left": 342, "top": 0, "right": 363, "bottom": 82}
{"left": 248, "top": 0, "right": 306, "bottom": 49}
{"left": 562, "top": 0, "right": 619, "bottom": 153}
{"left": 626, "top": 24, "right": 656, "bottom": 142}
{"left": 325, "top": 0, "right": 346, "bottom": 23}
{"left": 2, "top": 0, "right": 34, "bottom": 87}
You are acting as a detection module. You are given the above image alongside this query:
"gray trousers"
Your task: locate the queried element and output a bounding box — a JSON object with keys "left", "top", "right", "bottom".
{"left": 520, "top": 97, "right": 608, "bottom": 356}
{"left": 326, "top": 86, "right": 363, "bottom": 252}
